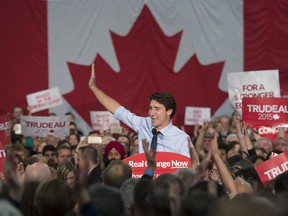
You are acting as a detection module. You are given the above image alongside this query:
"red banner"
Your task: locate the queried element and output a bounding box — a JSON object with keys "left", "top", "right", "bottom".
{"left": 242, "top": 98, "right": 288, "bottom": 127}
{"left": 0, "top": 114, "right": 12, "bottom": 144}
{"left": 255, "top": 151, "right": 288, "bottom": 186}
{"left": 123, "top": 152, "right": 191, "bottom": 178}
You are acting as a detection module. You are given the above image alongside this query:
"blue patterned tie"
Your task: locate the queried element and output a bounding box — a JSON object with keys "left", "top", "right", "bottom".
{"left": 151, "top": 128, "right": 160, "bottom": 151}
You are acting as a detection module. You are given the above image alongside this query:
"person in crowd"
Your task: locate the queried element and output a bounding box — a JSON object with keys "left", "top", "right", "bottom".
{"left": 26, "top": 154, "right": 47, "bottom": 165}
{"left": 21, "top": 181, "right": 40, "bottom": 216}
{"left": 120, "top": 178, "right": 139, "bottom": 216}
{"left": 89, "top": 184, "right": 127, "bottom": 216}
{"left": 77, "top": 145, "right": 103, "bottom": 186}
{"left": 37, "top": 140, "right": 48, "bottom": 154}
{"left": 24, "top": 162, "right": 52, "bottom": 182}
{"left": 117, "top": 134, "right": 132, "bottom": 157}
{"left": 9, "top": 144, "right": 29, "bottom": 162}
{"left": 131, "top": 135, "right": 139, "bottom": 155}
{"left": 177, "top": 191, "right": 220, "bottom": 216}
{"left": 133, "top": 178, "right": 154, "bottom": 216}
{"left": 68, "top": 132, "right": 80, "bottom": 147}
{"left": 194, "top": 121, "right": 214, "bottom": 160}
{"left": 42, "top": 145, "right": 57, "bottom": 169}
{"left": 148, "top": 173, "right": 184, "bottom": 216}
{"left": 56, "top": 145, "right": 72, "bottom": 166}
{"left": 101, "top": 160, "right": 132, "bottom": 188}
{"left": 89, "top": 63, "right": 190, "bottom": 157}
{"left": 273, "top": 137, "right": 288, "bottom": 153}
{"left": 34, "top": 179, "right": 77, "bottom": 216}
{"left": 57, "top": 161, "right": 76, "bottom": 186}
{"left": 69, "top": 121, "right": 84, "bottom": 137}
{"left": 104, "top": 141, "right": 126, "bottom": 163}
{"left": 215, "top": 115, "right": 231, "bottom": 143}
{"left": 254, "top": 137, "right": 273, "bottom": 155}
{"left": 12, "top": 106, "right": 23, "bottom": 123}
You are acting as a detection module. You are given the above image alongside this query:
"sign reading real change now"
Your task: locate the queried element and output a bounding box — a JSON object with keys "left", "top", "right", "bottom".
{"left": 123, "top": 152, "right": 191, "bottom": 178}
{"left": 21, "top": 115, "right": 70, "bottom": 138}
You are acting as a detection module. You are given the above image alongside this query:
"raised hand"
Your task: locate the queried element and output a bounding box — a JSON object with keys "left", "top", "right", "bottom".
{"left": 187, "top": 137, "right": 199, "bottom": 169}
{"left": 89, "top": 63, "right": 96, "bottom": 90}
{"left": 142, "top": 139, "right": 157, "bottom": 171}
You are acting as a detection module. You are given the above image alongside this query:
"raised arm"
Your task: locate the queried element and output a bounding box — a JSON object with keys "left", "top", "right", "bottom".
{"left": 88, "top": 63, "right": 121, "bottom": 114}
{"left": 278, "top": 126, "right": 286, "bottom": 139}
{"left": 235, "top": 119, "right": 248, "bottom": 154}
{"left": 195, "top": 121, "right": 212, "bottom": 154}
{"left": 211, "top": 131, "right": 237, "bottom": 194}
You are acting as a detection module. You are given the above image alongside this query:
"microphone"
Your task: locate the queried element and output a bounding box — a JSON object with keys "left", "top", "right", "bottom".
{"left": 152, "top": 128, "right": 157, "bottom": 135}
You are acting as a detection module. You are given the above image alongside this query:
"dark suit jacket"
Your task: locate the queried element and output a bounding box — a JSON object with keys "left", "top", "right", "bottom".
{"left": 87, "top": 165, "right": 103, "bottom": 187}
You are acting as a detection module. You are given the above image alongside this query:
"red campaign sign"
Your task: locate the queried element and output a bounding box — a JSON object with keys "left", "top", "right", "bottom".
{"left": 242, "top": 97, "right": 288, "bottom": 127}
{"left": 255, "top": 151, "right": 288, "bottom": 186}
{"left": 253, "top": 126, "right": 288, "bottom": 142}
{"left": 0, "top": 114, "right": 12, "bottom": 144}
{"left": 123, "top": 152, "right": 191, "bottom": 178}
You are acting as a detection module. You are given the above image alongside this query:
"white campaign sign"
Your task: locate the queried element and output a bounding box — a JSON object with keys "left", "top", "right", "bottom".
{"left": 184, "top": 106, "right": 211, "bottom": 125}
{"left": 90, "top": 111, "right": 120, "bottom": 130}
{"left": 26, "top": 87, "right": 63, "bottom": 113}
{"left": 227, "top": 70, "right": 280, "bottom": 116}
{"left": 21, "top": 115, "right": 70, "bottom": 138}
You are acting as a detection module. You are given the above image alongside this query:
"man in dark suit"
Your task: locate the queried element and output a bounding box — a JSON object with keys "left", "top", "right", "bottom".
{"left": 77, "top": 145, "right": 103, "bottom": 186}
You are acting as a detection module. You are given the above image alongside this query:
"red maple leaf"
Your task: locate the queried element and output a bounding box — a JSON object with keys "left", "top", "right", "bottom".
{"left": 64, "top": 6, "right": 227, "bottom": 131}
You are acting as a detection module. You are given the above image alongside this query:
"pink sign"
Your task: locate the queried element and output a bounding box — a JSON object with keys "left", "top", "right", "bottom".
{"left": 0, "top": 114, "right": 12, "bottom": 144}
{"left": 242, "top": 97, "right": 288, "bottom": 127}
{"left": 123, "top": 152, "right": 191, "bottom": 178}
{"left": 255, "top": 151, "right": 288, "bottom": 186}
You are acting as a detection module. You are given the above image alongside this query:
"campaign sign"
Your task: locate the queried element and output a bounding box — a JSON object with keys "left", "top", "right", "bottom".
{"left": 242, "top": 97, "right": 288, "bottom": 127}
{"left": 255, "top": 151, "right": 288, "bottom": 186}
{"left": 123, "top": 152, "right": 191, "bottom": 178}
{"left": 253, "top": 125, "right": 288, "bottom": 141}
{"left": 0, "top": 114, "right": 12, "bottom": 144}
{"left": 90, "top": 111, "right": 120, "bottom": 130}
{"left": 26, "top": 87, "right": 63, "bottom": 113}
{"left": 0, "top": 143, "right": 6, "bottom": 173}
{"left": 227, "top": 70, "right": 280, "bottom": 116}
{"left": 21, "top": 115, "right": 70, "bottom": 138}
{"left": 184, "top": 106, "right": 211, "bottom": 125}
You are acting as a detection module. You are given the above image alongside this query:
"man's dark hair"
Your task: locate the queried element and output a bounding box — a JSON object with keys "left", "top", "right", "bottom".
{"left": 148, "top": 173, "right": 184, "bottom": 216}
{"left": 134, "top": 178, "right": 153, "bottom": 215}
{"left": 56, "top": 145, "right": 71, "bottom": 157}
{"left": 274, "top": 171, "right": 288, "bottom": 194}
{"left": 89, "top": 184, "right": 126, "bottom": 216}
{"left": 149, "top": 92, "right": 176, "bottom": 119}
{"left": 178, "top": 191, "right": 219, "bottom": 216}
{"left": 78, "top": 145, "right": 98, "bottom": 164}
{"left": 42, "top": 145, "right": 56, "bottom": 155}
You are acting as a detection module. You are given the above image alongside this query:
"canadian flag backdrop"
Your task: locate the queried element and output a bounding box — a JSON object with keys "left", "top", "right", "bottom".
{"left": 1, "top": 0, "right": 288, "bottom": 135}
